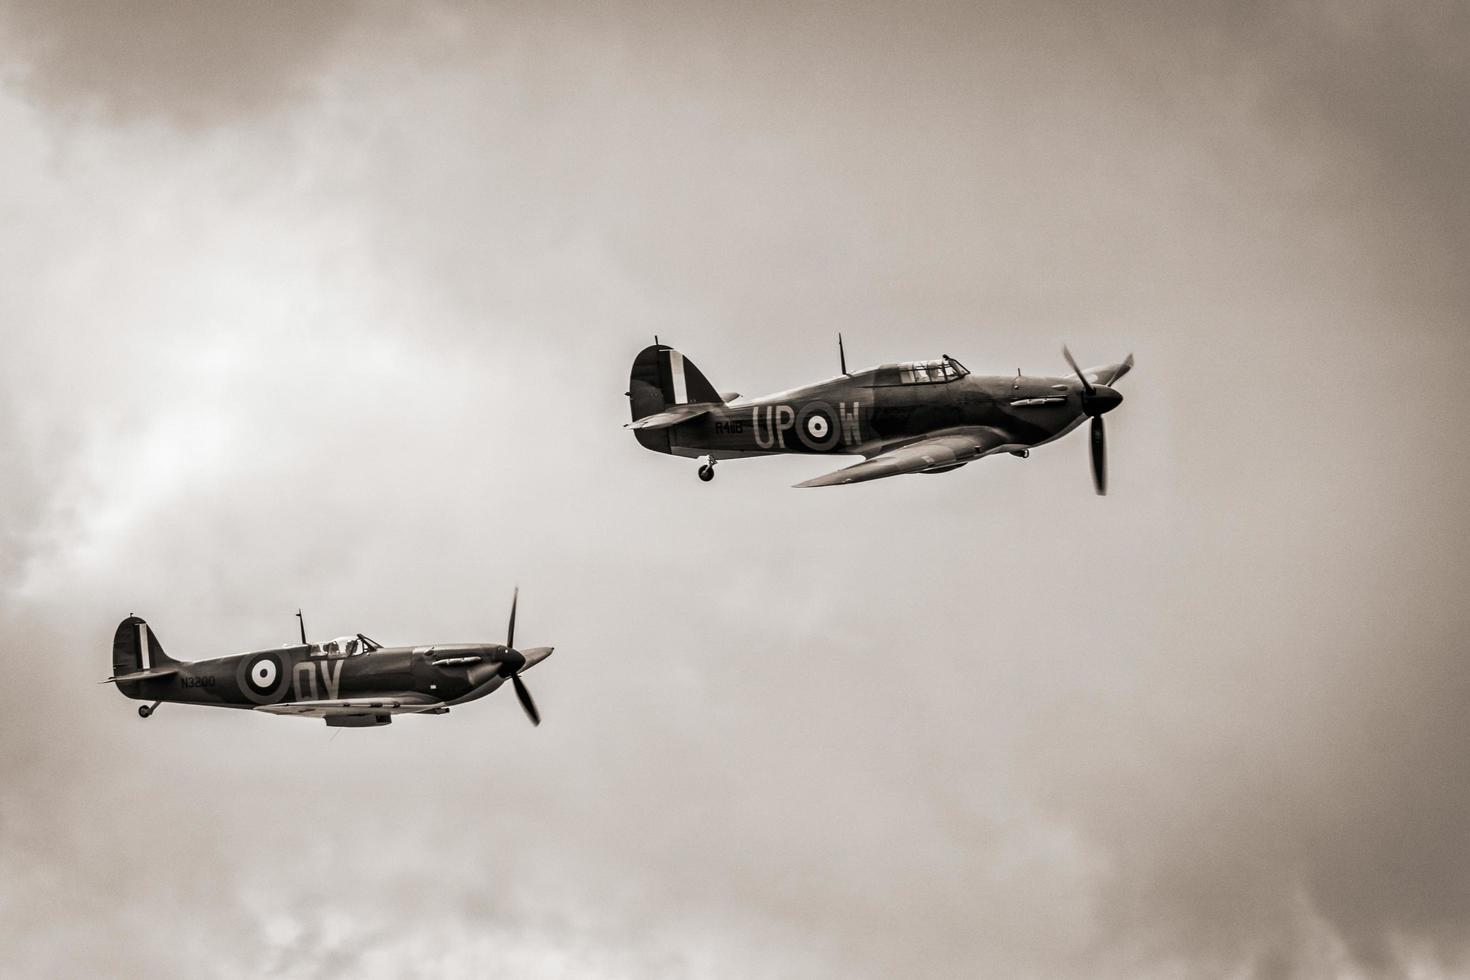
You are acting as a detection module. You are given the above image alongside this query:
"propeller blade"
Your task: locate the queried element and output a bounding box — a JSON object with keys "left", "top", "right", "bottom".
{"left": 1101, "top": 352, "right": 1135, "bottom": 387}
{"left": 1062, "top": 345, "right": 1095, "bottom": 397}
{"left": 1090, "top": 415, "right": 1107, "bottom": 495}
{"left": 511, "top": 672, "right": 540, "bottom": 726}
{"left": 506, "top": 586, "right": 518, "bottom": 650}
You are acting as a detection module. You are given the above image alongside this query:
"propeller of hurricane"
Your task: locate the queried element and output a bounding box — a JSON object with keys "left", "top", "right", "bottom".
{"left": 1062, "top": 346, "right": 1132, "bottom": 496}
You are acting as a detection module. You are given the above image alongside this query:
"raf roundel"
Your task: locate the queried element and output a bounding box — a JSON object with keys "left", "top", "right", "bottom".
{"left": 249, "top": 658, "right": 277, "bottom": 691}
{"left": 795, "top": 401, "right": 841, "bottom": 452}
{"left": 235, "top": 651, "right": 290, "bottom": 704}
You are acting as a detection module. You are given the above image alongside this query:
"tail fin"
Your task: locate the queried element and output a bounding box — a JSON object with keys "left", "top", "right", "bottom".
{"left": 627, "top": 344, "right": 723, "bottom": 453}
{"left": 112, "top": 616, "right": 178, "bottom": 677}
{"left": 629, "top": 345, "right": 722, "bottom": 416}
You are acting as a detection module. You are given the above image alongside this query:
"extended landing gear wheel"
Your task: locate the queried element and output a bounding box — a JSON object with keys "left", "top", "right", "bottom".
{"left": 698, "top": 465, "right": 714, "bottom": 482}
{"left": 138, "top": 704, "right": 153, "bottom": 719}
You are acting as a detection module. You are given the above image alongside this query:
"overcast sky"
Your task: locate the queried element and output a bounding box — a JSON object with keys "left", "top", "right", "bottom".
{"left": 2, "top": 2, "right": 1468, "bottom": 977}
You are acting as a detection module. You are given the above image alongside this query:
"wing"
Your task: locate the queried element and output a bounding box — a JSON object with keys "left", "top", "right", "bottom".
{"left": 254, "top": 694, "right": 447, "bottom": 719}
{"left": 794, "top": 427, "right": 1018, "bottom": 488}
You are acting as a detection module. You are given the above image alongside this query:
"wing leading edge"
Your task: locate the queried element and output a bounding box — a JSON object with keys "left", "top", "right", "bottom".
{"left": 794, "top": 427, "right": 1017, "bottom": 488}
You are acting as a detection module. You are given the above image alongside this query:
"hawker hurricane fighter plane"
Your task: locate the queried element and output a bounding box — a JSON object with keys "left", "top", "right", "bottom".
{"left": 105, "top": 591, "right": 553, "bottom": 728}
{"left": 627, "top": 339, "right": 1134, "bottom": 490}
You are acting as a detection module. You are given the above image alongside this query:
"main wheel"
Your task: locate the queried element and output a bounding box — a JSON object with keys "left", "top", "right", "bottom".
{"left": 698, "top": 465, "right": 714, "bottom": 482}
{"left": 138, "top": 704, "right": 152, "bottom": 719}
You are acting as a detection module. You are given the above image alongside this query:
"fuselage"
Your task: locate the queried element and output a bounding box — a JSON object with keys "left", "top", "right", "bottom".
{"left": 664, "top": 364, "right": 1098, "bottom": 461}
{"left": 116, "top": 642, "right": 518, "bottom": 710}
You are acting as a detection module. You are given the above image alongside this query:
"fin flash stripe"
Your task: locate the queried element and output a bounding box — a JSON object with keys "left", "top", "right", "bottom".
{"left": 669, "top": 350, "right": 688, "bottom": 404}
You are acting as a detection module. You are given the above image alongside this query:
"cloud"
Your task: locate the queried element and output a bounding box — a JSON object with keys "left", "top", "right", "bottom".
{"left": 0, "top": 0, "right": 368, "bottom": 125}
{"left": 1, "top": 3, "right": 1468, "bottom": 977}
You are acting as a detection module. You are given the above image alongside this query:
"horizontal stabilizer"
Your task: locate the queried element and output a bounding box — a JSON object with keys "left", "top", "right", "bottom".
{"left": 102, "top": 666, "right": 179, "bottom": 684}
{"left": 624, "top": 405, "right": 713, "bottom": 430}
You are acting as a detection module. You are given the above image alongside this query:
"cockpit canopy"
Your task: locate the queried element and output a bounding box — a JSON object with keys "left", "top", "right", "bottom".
{"left": 309, "top": 634, "right": 383, "bottom": 658}
{"left": 879, "top": 356, "right": 970, "bottom": 385}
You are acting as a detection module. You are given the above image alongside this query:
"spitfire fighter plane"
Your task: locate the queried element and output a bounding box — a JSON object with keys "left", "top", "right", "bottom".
{"left": 105, "top": 591, "right": 553, "bottom": 728}
{"left": 627, "top": 339, "right": 1134, "bottom": 491}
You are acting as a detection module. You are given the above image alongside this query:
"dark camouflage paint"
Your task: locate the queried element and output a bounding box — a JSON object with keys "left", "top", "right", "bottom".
{"left": 627, "top": 344, "right": 1126, "bottom": 468}
{"left": 111, "top": 617, "right": 542, "bottom": 726}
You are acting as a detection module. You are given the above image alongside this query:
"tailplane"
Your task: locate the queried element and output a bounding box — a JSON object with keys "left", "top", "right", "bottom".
{"left": 110, "top": 616, "right": 180, "bottom": 682}
{"left": 627, "top": 344, "right": 724, "bottom": 452}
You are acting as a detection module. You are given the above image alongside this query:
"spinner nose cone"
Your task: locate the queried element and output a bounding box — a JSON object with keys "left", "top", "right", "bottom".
{"left": 1089, "top": 385, "right": 1123, "bottom": 415}
{"left": 497, "top": 647, "right": 527, "bottom": 677}
{"left": 520, "top": 646, "right": 554, "bottom": 671}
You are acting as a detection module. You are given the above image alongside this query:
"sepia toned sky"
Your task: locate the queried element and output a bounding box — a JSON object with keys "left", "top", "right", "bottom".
{"left": 2, "top": 1, "right": 1468, "bottom": 976}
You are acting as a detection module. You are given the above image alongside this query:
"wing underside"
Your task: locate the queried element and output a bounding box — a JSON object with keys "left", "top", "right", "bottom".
{"left": 254, "top": 694, "right": 447, "bottom": 719}
{"left": 795, "top": 427, "right": 1017, "bottom": 488}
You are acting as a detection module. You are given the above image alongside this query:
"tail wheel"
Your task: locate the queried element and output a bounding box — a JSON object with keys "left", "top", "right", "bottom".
{"left": 698, "top": 465, "right": 714, "bottom": 482}
{"left": 138, "top": 704, "right": 152, "bottom": 719}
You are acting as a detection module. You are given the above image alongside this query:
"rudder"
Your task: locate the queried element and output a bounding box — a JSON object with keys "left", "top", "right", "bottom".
{"left": 112, "top": 616, "right": 177, "bottom": 677}
{"left": 629, "top": 345, "right": 721, "bottom": 417}
{"left": 627, "top": 344, "right": 723, "bottom": 453}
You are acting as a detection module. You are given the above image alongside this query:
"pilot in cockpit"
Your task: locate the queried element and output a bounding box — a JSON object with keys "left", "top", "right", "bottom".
{"left": 897, "top": 356, "right": 967, "bottom": 384}
{"left": 311, "top": 637, "right": 353, "bottom": 658}
{"left": 308, "top": 634, "right": 380, "bottom": 657}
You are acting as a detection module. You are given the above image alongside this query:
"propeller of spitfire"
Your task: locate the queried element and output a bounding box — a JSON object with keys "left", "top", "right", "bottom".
{"left": 501, "top": 587, "right": 540, "bottom": 726}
